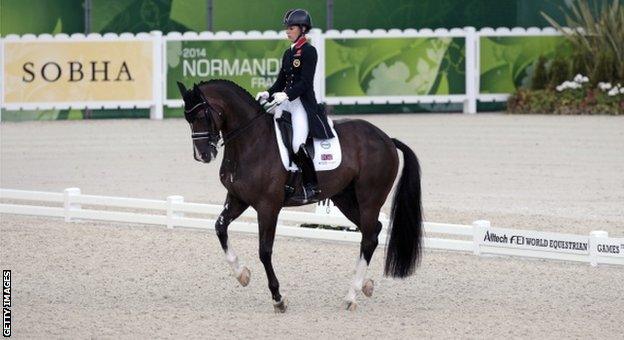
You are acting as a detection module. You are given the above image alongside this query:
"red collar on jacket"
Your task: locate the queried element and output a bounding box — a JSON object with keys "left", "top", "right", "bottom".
{"left": 292, "top": 36, "right": 307, "bottom": 50}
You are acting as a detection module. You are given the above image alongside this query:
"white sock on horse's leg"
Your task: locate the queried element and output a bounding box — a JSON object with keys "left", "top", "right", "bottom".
{"left": 225, "top": 242, "right": 243, "bottom": 277}
{"left": 344, "top": 255, "right": 368, "bottom": 303}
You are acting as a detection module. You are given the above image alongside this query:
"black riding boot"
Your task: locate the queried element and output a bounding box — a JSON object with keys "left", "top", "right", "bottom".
{"left": 291, "top": 144, "right": 321, "bottom": 204}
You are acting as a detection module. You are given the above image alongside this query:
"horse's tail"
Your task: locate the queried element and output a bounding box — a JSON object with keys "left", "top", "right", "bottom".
{"left": 384, "top": 138, "right": 423, "bottom": 278}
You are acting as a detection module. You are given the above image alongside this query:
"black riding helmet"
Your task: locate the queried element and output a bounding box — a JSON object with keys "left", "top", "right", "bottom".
{"left": 283, "top": 9, "right": 312, "bottom": 33}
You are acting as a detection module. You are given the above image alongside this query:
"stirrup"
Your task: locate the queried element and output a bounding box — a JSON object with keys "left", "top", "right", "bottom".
{"left": 290, "top": 184, "right": 321, "bottom": 204}
{"left": 303, "top": 184, "right": 321, "bottom": 199}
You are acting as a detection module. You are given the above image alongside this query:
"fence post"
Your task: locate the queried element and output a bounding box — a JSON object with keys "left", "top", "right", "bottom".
{"left": 150, "top": 30, "right": 164, "bottom": 120}
{"left": 463, "top": 26, "right": 477, "bottom": 114}
{"left": 167, "top": 195, "right": 184, "bottom": 228}
{"left": 472, "top": 220, "right": 490, "bottom": 255}
{"left": 63, "top": 187, "right": 81, "bottom": 222}
{"left": 309, "top": 28, "right": 325, "bottom": 104}
{"left": 589, "top": 230, "right": 608, "bottom": 267}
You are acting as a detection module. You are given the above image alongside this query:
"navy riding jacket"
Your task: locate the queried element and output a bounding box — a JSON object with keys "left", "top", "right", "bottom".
{"left": 268, "top": 38, "right": 334, "bottom": 139}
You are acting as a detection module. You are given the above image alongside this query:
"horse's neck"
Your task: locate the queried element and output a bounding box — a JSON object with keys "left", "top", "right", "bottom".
{"left": 222, "top": 104, "right": 256, "bottom": 132}
{"left": 222, "top": 108, "right": 273, "bottom": 161}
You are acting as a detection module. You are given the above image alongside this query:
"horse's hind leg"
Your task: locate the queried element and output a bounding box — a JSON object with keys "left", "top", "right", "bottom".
{"left": 331, "top": 187, "right": 360, "bottom": 226}
{"left": 344, "top": 215, "right": 382, "bottom": 310}
{"left": 332, "top": 190, "right": 379, "bottom": 310}
{"left": 216, "top": 194, "right": 250, "bottom": 286}
{"left": 333, "top": 185, "right": 385, "bottom": 311}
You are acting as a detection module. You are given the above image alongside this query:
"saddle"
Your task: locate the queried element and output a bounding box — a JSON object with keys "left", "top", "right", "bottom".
{"left": 275, "top": 111, "right": 315, "bottom": 166}
{"left": 272, "top": 111, "right": 341, "bottom": 173}
{"left": 260, "top": 98, "right": 342, "bottom": 203}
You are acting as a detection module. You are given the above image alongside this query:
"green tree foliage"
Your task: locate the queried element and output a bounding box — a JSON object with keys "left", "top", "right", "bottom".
{"left": 542, "top": 0, "right": 624, "bottom": 83}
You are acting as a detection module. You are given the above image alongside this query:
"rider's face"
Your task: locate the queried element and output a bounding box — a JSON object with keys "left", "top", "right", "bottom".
{"left": 286, "top": 25, "right": 302, "bottom": 42}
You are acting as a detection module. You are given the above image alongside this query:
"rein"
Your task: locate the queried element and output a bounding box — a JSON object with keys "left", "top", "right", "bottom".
{"left": 221, "top": 107, "right": 267, "bottom": 146}
{"left": 185, "top": 92, "right": 268, "bottom": 148}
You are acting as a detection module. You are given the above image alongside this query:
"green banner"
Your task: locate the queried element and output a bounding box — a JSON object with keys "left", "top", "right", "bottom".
{"left": 325, "top": 37, "right": 465, "bottom": 97}
{"left": 91, "top": 0, "right": 204, "bottom": 34}
{"left": 0, "top": 0, "right": 84, "bottom": 36}
{"left": 166, "top": 39, "right": 291, "bottom": 100}
{"left": 479, "top": 36, "right": 572, "bottom": 93}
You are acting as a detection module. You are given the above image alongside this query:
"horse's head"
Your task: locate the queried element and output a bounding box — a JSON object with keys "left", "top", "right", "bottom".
{"left": 177, "top": 81, "right": 222, "bottom": 163}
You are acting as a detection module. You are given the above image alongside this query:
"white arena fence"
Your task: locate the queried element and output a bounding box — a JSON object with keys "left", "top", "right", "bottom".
{"left": 1, "top": 27, "right": 565, "bottom": 117}
{"left": 1, "top": 188, "right": 622, "bottom": 267}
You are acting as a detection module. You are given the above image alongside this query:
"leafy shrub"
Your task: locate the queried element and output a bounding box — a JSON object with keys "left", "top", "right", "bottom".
{"left": 508, "top": 78, "right": 623, "bottom": 115}
{"left": 531, "top": 56, "right": 549, "bottom": 90}
{"left": 542, "top": 0, "right": 624, "bottom": 84}
{"left": 548, "top": 57, "right": 570, "bottom": 89}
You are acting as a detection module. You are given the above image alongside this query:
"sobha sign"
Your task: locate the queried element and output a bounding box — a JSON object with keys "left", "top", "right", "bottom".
{"left": 3, "top": 40, "right": 154, "bottom": 104}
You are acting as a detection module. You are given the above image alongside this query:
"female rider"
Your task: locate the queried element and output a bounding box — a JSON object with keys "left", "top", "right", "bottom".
{"left": 256, "top": 9, "right": 334, "bottom": 204}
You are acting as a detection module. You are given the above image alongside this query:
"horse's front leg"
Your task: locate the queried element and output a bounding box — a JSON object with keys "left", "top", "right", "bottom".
{"left": 256, "top": 203, "right": 286, "bottom": 313}
{"left": 215, "top": 194, "right": 251, "bottom": 286}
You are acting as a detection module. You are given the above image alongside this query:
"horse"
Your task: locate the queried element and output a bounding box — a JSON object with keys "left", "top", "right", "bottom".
{"left": 177, "top": 79, "right": 423, "bottom": 312}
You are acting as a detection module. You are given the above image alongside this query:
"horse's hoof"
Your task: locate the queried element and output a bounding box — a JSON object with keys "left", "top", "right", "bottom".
{"left": 362, "top": 279, "right": 374, "bottom": 297}
{"left": 273, "top": 297, "right": 288, "bottom": 313}
{"left": 345, "top": 301, "right": 358, "bottom": 311}
{"left": 236, "top": 267, "right": 250, "bottom": 287}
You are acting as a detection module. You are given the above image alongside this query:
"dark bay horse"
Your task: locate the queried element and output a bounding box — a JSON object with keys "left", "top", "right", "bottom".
{"left": 177, "top": 79, "right": 422, "bottom": 312}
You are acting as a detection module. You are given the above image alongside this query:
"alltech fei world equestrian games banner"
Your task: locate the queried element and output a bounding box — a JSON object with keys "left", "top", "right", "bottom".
{"left": 2, "top": 39, "right": 154, "bottom": 105}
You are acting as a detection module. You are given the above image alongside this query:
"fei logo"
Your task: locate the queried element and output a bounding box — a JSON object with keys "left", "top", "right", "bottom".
{"left": 510, "top": 235, "right": 525, "bottom": 245}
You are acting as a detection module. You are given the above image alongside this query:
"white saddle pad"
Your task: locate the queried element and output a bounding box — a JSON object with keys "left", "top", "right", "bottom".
{"left": 273, "top": 117, "right": 342, "bottom": 172}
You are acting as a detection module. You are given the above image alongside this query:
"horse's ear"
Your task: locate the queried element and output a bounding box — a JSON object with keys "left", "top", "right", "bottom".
{"left": 176, "top": 81, "right": 187, "bottom": 97}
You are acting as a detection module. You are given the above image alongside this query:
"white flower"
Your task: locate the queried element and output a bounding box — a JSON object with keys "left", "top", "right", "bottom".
{"left": 556, "top": 80, "right": 583, "bottom": 92}
{"left": 620, "top": 87, "right": 624, "bottom": 94}
{"left": 567, "top": 81, "right": 581, "bottom": 89}
{"left": 608, "top": 88, "right": 619, "bottom": 96}
{"left": 598, "top": 82, "right": 612, "bottom": 91}
{"left": 573, "top": 74, "right": 589, "bottom": 83}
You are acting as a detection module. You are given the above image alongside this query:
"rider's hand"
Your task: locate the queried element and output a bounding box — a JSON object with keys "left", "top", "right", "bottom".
{"left": 272, "top": 92, "right": 289, "bottom": 104}
{"left": 255, "top": 91, "right": 270, "bottom": 101}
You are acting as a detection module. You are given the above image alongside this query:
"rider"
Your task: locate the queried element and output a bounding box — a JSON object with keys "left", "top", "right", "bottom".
{"left": 256, "top": 9, "right": 334, "bottom": 203}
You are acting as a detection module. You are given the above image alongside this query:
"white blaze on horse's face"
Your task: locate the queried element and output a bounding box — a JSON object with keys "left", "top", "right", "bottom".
{"left": 192, "top": 140, "right": 207, "bottom": 163}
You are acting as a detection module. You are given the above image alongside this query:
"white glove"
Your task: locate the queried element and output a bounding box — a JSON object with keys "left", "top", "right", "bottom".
{"left": 272, "top": 92, "right": 289, "bottom": 104}
{"left": 255, "top": 91, "right": 269, "bottom": 101}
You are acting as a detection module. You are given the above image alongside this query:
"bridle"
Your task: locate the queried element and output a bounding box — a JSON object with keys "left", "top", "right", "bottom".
{"left": 185, "top": 91, "right": 222, "bottom": 150}
{"left": 185, "top": 89, "right": 268, "bottom": 149}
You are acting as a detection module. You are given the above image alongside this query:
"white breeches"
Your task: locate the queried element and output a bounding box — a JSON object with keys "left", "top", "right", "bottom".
{"left": 277, "top": 98, "right": 309, "bottom": 153}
